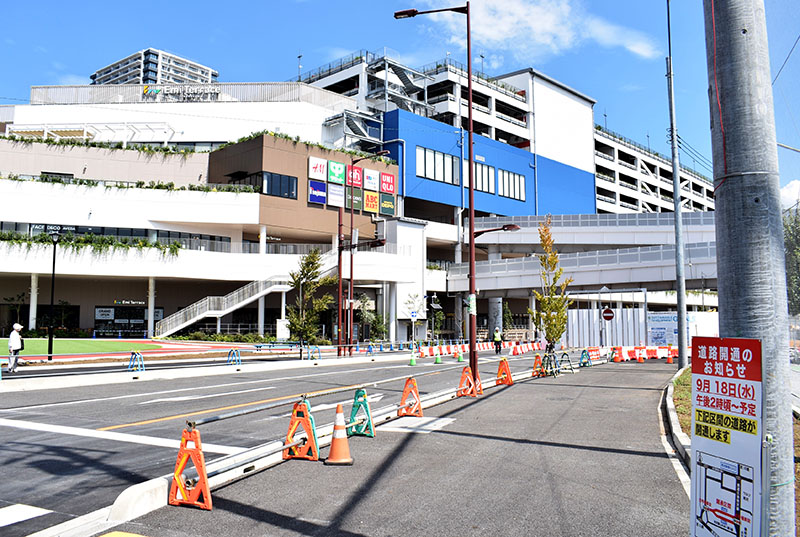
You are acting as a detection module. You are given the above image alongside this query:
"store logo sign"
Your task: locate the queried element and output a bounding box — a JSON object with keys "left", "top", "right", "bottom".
{"left": 308, "top": 180, "right": 327, "bottom": 204}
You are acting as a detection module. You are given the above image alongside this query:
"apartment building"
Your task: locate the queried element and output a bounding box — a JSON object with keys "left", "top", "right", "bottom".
{"left": 90, "top": 48, "right": 219, "bottom": 85}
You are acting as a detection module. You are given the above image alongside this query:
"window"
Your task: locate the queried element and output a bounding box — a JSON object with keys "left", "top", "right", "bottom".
{"left": 464, "top": 160, "right": 495, "bottom": 194}
{"left": 415, "top": 145, "right": 460, "bottom": 185}
{"left": 498, "top": 169, "right": 526, "bottom": 201}
{"left": 263, "top": 171, "right": 298, "bottom": 199}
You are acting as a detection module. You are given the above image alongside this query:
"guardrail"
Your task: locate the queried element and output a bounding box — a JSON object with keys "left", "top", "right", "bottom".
{"left": 474, "top": 211, "right": 715, "bottom": 229}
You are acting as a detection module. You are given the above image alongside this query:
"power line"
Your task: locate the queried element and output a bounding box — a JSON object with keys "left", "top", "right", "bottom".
{"left": 772, "top": 31, "right": 800, "bottom": 85}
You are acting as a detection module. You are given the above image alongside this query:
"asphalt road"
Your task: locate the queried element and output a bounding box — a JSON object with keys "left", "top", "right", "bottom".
{"left": 0, "top": 350, "right": 533, "bottom": 536}
{"left": 112, "top": 361, "right": 689, "bottom": 537}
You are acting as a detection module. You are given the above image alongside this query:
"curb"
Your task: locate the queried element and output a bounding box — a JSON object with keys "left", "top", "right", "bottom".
{"left": 665, "top": 367, "right": 691, "bottom": 468}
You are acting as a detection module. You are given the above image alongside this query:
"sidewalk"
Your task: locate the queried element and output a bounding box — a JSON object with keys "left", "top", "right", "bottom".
{"left": 111, "top": 362, "right": 690, "bottom": 537}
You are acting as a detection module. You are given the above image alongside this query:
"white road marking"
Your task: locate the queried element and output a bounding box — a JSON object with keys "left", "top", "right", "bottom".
{"left": 379, "top": 416, "right": 455, "bottom": 434}
{"left": 0, "top": 418, "right": 244, "bottom": 455}
{"left": 139, "top": 385, "right": 276, "bottom": 404}
{"left": 1, "top": 364, "right": 412, "bottom": 412}
{"left": 660, "top": 431, "right": 691, "bottom": 497}
{"left": 266, "top": 394, "right": 386, "bottom": 419}
{"left": 0, "top": 504, "right": 51, "bottom": 527}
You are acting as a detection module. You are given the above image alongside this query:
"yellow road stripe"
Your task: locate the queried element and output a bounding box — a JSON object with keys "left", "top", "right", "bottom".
{"left": 97, "top": 383, "right": 363, "bottom": 431}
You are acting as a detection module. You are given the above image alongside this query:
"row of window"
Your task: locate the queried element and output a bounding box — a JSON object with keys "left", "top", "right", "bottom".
{"left": 498, "top": 169, "right": 525, "bottom": 201}
{"left": 416, "top": 146, "right": 460, "bottom": 185}
{"left": 237, "top": 171, "right": 299, "bottom": 200}
{"left": 0, "top": 221, "right": 229, "bottom": 243}
{"left": 415, "top": 146, "right": 525, "bottom": 200}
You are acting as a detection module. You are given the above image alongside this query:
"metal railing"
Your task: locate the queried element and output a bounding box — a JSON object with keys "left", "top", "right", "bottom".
{"left": 154, "top": 277, "right": 290, "bottom": 337}
{"left": 448, "top": 242, "right": 716, "bottom": 278}
{"left": 420, "top": 58, "right": 527, "bottom": 102}
{"left": 474, "top": 211, "right": 715, "bottom": 229}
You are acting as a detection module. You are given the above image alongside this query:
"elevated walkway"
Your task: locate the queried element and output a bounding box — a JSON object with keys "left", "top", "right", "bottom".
{"left": 447, "top": 242, "right": 717, "bottom": 296}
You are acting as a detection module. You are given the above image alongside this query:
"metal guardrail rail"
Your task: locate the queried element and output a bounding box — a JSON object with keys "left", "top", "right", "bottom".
{"left": 474, "top": 211, "right": 715, "bottom": 230}
{"left": 448, "top": 242, "right": 716, "bottom": 278}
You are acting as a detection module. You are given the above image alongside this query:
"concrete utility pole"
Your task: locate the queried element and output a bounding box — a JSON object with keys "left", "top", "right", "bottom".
{"left": 702, "top": 2, "right": 796, "bottom": 534}
{"left": 666, "top": 0, "right": 688, "bottom": 369}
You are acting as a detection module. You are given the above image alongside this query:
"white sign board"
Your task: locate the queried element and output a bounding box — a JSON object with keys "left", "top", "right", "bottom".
{"left": 95, "top": 307, "right": 114, "bottom": 320}
{"left": 276, "top": 319, "right": 290, "bottom": 341}
{"left": 690, "top": 336, "right": 762, "bottom": 537}
{"left": 363, "top": 168, "right": 380, "bottom": 191}
{"left": 328, "top": 183, "right": 345, "bottom": 208}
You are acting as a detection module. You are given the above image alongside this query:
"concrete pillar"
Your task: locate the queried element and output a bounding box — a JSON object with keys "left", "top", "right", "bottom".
{"left": 29, "top": 274, "right": 38, "bottom": 330}
{"left": 388, "top": 283, "right": 397, "bottom": 342}
{"left": 280, "top": 291, "right": 286, "bottom": 319}
{"left": 259, "top": 225, "right": 267, "bottom": 254}
{"left": 216, "top": 317, "right": 221, "bottom": 334}
{"left": 258, "top": 296, "right": 265, "bottom": 337}
{"left": 528, "top": 294, "right": 535, "bottom": 341}
{"left": 486, "top": 245, "right": 503, "bottom": 334}
{"left": 147, "top": 277, "right": 155, "bottom": 339}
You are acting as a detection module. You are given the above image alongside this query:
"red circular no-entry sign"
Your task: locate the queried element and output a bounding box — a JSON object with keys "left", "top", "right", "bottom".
{"left": 602, "top": 308, "right": 614, "bottom": 321}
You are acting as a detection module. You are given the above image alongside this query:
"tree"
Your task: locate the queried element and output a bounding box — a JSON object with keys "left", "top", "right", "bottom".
{"left": 287, "top": 249, "right": 337, "bottom": 345}
{"left": 528, "top": 216, "right": 573, "bottom": 353}
{"left": 784, "top": 206, "right": 800, "bottom": 315}
{"left": 3, "top": 292, "right": 27, "bottom": 325}
{"left": 503, "top": 301, "right": 513, "bottom": 333}
{"left": 356, "top": 293, "right": 387, "bottom": 340}
{"left": 430, "top": 294, "right": 445, "bottom": 340}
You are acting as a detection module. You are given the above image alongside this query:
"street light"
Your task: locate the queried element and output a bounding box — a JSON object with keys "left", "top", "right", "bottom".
{"left": 473, "top": 223, "right": 521, "bottom": 238}
{"left": 47, "top": 229, "right": 61, "bottom": 361}
{"left": 337, "top": 150, "right": 390, "bottom": 356}
{"left": 395, "top": 1, "right": 478, "bottom": 382}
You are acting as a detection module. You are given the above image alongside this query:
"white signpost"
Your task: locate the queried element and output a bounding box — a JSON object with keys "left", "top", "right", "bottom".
{"left": 690, "top": 336, "right": 763, "bottom": 537}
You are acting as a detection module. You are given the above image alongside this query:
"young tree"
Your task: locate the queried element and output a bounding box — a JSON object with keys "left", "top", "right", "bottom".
{"left": 528, "top": 216, "right": 573, "bottom": 353}
{"left": 502, "top": 301, "right": 513, "bottom": 332}
{"left": 784, "top": 206, "right": 800, "bottom": 315}
{"left": 287, "top": 249, "right": 337, "bottom": 345}
{"left": 430, "top": 294, "right": 445, "bottom": 340}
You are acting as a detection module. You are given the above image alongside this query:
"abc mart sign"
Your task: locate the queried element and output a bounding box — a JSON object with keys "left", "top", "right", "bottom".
{"left": 142, "top": 84, "right": 221, "bottom": 100}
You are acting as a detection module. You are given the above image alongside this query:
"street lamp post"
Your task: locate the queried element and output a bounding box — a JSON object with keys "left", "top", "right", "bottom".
{"left": 47, "top": 230, "right": 61, "bottom": 361}
{"left": 395, "top": 1, "right": 477, "bottom": 381}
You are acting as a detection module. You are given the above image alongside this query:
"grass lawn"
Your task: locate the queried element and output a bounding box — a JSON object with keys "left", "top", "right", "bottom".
{"left": 672, "top": 368, "right": 799, "bottom": 528}
{"left": 1, "top": 339, "right": 162, "bottom": 357}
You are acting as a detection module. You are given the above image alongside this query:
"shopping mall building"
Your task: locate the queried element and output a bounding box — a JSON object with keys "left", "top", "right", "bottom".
{"left": 0, "top": 49, "right": 717, "bottom": 345}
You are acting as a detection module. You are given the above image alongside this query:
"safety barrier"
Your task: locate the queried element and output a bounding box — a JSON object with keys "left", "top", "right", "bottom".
{"left": 0, "top": 357, "right": 7, "bottom": 380}
{"left": 303, "top": 346, "right": 322, "bottom": 360}
{"left": 126, "top": 351, "right": 145, "bottom": 371}
{"left": 226, "top": 349, "right": 242, "bottom": 366}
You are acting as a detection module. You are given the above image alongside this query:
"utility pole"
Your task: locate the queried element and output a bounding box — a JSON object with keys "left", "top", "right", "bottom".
{"left": 702, "top": 2, "right": 796, "bottom": 534}
{"left": 666, "top": 0, "right": 688, "bottom": 369}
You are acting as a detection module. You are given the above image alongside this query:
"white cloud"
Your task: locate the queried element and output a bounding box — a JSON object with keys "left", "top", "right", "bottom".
{"left": 419, "top": 0, "right": 660, "bottom": 63}
{"left": 781, "top": 180, "right": 800, "bottom": 209}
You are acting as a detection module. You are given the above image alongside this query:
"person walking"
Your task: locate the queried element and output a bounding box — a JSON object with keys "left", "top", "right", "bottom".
{"left": 493, "top": 326, "right": 502, "bottom": 355}
{"left": 8, "top": 323, "right": 23, "bottom": 373}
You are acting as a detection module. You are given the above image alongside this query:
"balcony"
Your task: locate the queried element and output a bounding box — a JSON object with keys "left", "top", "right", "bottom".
{"left": 595, "top": 150, "right": 614, "bottom": 162}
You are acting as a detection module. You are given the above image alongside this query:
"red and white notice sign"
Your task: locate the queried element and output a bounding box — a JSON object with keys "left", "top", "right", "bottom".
{"left": 690, "top": 337, "right": 762, "bottom": 537}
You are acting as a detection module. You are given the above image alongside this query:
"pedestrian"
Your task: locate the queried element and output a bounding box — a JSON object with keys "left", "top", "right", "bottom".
{"left": 493, "top": 326, "right": 502, "bottom": 355}
{"left": 8, "top": 323, "right": 23, "bottom": 373}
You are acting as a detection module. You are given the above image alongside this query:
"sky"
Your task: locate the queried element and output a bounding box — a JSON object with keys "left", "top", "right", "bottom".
{"left": 1, "top": 0, "right": 798, "bottom": 205}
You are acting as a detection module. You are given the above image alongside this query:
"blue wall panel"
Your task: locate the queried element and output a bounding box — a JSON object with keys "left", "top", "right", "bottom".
{"left": 383, "top": 109, "right": 595, "bottom": 216}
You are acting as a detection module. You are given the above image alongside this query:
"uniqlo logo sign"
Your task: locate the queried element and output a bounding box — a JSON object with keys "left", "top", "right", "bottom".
{"left": 380, "top": 173, "right": 395, "bottom": 194}
{"left": 347, "top": 166, "right": 363, "bottom": 187}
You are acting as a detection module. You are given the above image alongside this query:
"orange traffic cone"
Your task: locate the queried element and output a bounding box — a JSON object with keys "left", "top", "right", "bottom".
{"left": 325, "top": 404, "right": 353, "bottom": 466}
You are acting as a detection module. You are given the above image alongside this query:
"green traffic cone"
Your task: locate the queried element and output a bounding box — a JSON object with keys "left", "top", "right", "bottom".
{"left": 434, "top": 353, "right": 442, "bottom": 365}
{"left": 409, "top": 352, "right": 417, "bottom": 366}
{"left": 456, "top": 350, "right": 464, "bottom": 362}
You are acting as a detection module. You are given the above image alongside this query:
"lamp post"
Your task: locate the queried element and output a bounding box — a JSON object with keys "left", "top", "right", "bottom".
{"left": 47, "top": 229, "right": 61, "bottom": 361}
{"left": 396, "top": 1, "right": 477, "bottom": 381}
{"left": 340, "top": 150, "right": 390, "bottom": 356}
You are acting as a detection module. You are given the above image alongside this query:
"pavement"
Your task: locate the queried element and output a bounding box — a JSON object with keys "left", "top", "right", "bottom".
{"left": 102, "top": 360, "right": 691, "bottom": 537}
